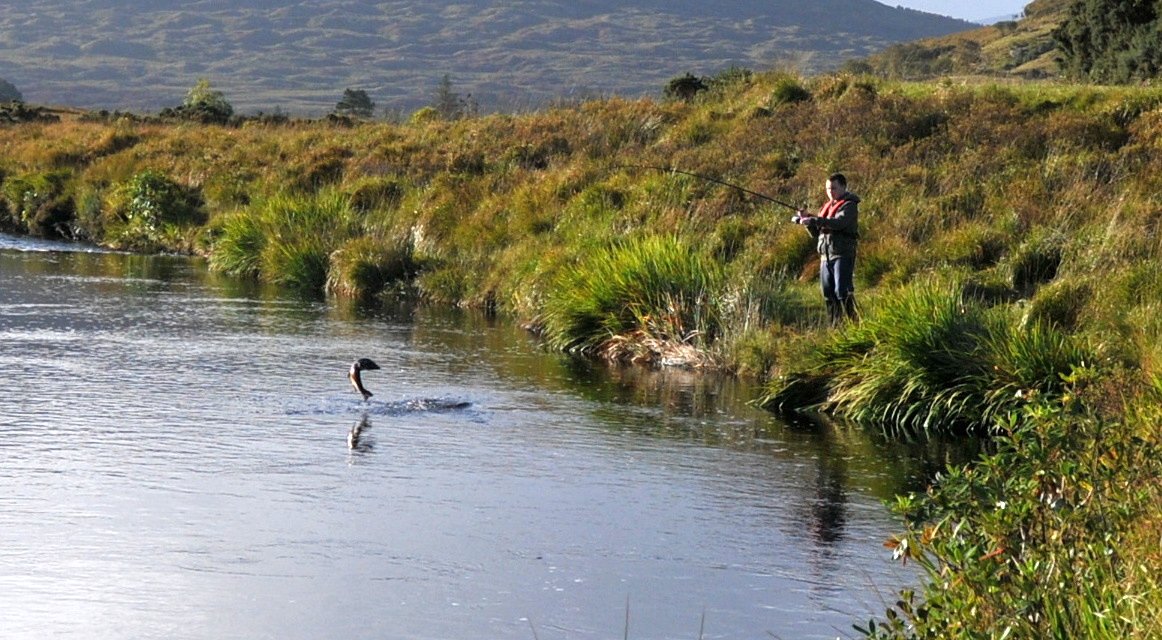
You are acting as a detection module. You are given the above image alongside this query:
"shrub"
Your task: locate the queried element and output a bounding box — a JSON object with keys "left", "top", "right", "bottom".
{"left": 161, "top": 78, "right": 234, "bottom": 124}
{"left": 107, "top": 170, "right": 205, "bottom": 250}
{"left": 866, "top": 392, "right": 1162, "bottom": 639}
{"left": 664, "top": 73, "right": 708, "bottom": 102}
{"left": 334, "top": 88, "right": 375, "bottom": 119}
{"left": 409, "top": 106, "right": 439, "bottom": 125}
{"left": 1, "top": 170, "right": 73, "bottom": 236}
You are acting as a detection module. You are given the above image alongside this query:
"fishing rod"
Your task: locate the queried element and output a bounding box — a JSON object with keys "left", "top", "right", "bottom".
{"left": 616, "top": 163, "right": 802, "bottom": 213}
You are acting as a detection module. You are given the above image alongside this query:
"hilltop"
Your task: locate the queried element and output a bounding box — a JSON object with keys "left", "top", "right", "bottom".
{"left": 0, "top": 0, "right": 974, "bottom": 115}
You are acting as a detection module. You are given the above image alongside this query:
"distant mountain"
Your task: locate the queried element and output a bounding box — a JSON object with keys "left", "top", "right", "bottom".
{"left": 0, "top": 0, "right": 974, "bottom": 115}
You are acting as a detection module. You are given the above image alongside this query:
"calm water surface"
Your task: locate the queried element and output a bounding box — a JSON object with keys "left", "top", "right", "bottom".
{"left": 0, "top": 235, "right": 939, "bottom": 639}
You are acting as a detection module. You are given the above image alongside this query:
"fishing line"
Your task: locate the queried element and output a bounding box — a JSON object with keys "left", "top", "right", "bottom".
{"left": 615, "top": 163, "right": 802, "bottom": 212}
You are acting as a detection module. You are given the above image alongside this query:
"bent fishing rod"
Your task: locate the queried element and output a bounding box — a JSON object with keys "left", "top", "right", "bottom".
{"left": 616, "top": 163, "right": 803, "bottom": 213}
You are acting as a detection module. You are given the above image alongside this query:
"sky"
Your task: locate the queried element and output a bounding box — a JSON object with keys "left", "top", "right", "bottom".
{"left": 878, "top": 0, "right": 1028, "bottom": 23}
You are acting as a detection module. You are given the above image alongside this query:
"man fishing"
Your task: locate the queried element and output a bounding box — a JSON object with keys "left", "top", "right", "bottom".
{"left": 620, "top": 163, "right": 859, "bottom": 325}
{"left": 793, "top": 173, "right": 860, "bottom": 326}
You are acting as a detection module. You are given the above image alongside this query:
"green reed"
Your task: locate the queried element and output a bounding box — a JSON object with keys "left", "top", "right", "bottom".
{"left": 761, "top": 277, "right": 1091, "bottom": 437}
{"left": 326, "top": 234, "right": 415, "bottom": 299}
{"left": 538, "top": 234, "right": 723, "bottom": 354}
{"left": 208, "top": 188, "right": 360, "bottom": 292}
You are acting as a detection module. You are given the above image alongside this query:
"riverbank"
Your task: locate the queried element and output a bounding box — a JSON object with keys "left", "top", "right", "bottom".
{"left": 2, "top": 71, "right": 1160, "bottom": 634}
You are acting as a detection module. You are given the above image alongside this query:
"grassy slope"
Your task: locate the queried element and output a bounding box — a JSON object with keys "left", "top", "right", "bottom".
{"left": 3, "top": 73, "right": 1162, "bottom": 380}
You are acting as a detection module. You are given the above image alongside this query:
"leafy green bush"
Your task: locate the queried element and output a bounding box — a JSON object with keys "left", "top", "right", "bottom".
{"left": 864, "top": 388, "right": 1162, "bottom": 639}
{"left": 160, "top": 78, "right": 234, "bottom": 124}
{"left": 1054, "top": 0, "right": 1162, "bottom": 83}
{"left": 107, "top": 170, "right": 204, "bottom": 250}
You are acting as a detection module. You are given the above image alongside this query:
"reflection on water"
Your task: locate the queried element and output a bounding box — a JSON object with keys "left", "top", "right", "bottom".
{"left": 0, "top": 234, "right": 966, "bottom": 639}
{"left": 348, "top": 414, "right": 375, "bottom": 452}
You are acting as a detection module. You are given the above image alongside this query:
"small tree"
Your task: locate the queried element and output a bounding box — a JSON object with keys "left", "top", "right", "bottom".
{"left": 334, "top": 88, "right": 375, "bottom": 118}
{"left": 163, "top": 78, "right": 234, "bottom": 124}
{"left": 664, "top": 73, "right": 708, "bottom": 101}
{"left": 433, "top": 74, "right": 464, "bottom": 120}
{"left": 0, "top": 78, "right": 23, "bottom": 102}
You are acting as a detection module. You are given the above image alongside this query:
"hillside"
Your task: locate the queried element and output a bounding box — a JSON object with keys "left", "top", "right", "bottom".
{"left": 0, "top": 0, "right": 974, "bottom": 115}
{"left": 853, "top": 0, "right": 1068, "bottom": 79}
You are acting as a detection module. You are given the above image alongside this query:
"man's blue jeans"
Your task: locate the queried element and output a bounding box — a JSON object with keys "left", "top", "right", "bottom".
{"left": 820, "top": 254, "right": 855, "bottom": 303}
{"left": 821, "top": 254, "right": 857, "bottom": 324}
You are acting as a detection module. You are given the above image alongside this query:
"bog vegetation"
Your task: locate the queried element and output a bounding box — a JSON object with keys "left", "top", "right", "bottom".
{"left": 1, "top": 67, "right": 1159, "bottom": 636}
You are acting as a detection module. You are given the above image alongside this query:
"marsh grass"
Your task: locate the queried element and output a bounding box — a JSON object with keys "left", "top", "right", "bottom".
{"left": 208, "top": 211, "right": 265, "bottom": 277}
{"left": 325, "top": 234, "right": 415, "bottom": 299}
{"left": 538, "top": 234, "right": 723, "bottom": 361}
{"left": 761, "top": 277, "right": 1091, "bottom": 437}
{"left": 207, "top": 188, "right": 361, "bottom": 291}
{"left": 0, "top": 74, "right": 1155, "bottom": 384}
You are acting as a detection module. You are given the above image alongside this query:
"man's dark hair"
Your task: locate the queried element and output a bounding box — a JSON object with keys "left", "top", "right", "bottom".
{"left": 829, "top": 173, "right": 847, "bottom": 187}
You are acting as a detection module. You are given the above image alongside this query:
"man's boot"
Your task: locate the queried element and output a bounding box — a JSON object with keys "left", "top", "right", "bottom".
{"left": 826, "top": 299, "right": 842, "bottom": 327}
{"left": 841, "top": 295, "right": 858, "bottom": 323}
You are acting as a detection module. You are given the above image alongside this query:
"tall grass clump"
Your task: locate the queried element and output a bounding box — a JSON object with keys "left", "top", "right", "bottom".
{"left": 208, "top": 212, "right": 265, "bottom": 277}
{"left": 767, "top": 72, "right": 812, "bottom": 107}
{"left": 207, "top": 189, "right": 359, "bottom": 293}
{"left": 0, "top": 169, "right": 76, "bottom": 238}
{"left": 326, "top": 234, "right": 415, "bottom": 299}
{"left": 760, "top": 277, "right": 1092, "bottom": 437}
{"left": 538, "top": 234, "right": 723, "bottom": 362}
{"left": 862, "top": 386, "right": 1162, "bottom": 639}
{"left": 259, "top": 190, "right": 358, "bottom": 292}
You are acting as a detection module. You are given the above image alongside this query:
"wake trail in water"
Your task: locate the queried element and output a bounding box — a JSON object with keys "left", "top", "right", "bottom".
{"left": 283, "top": 395, "right": 475, "bottom": 418}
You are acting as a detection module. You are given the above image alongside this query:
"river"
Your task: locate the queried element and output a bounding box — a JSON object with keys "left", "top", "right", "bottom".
{"left": 0, "top": 234, "right": 939, "bottom": 639}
